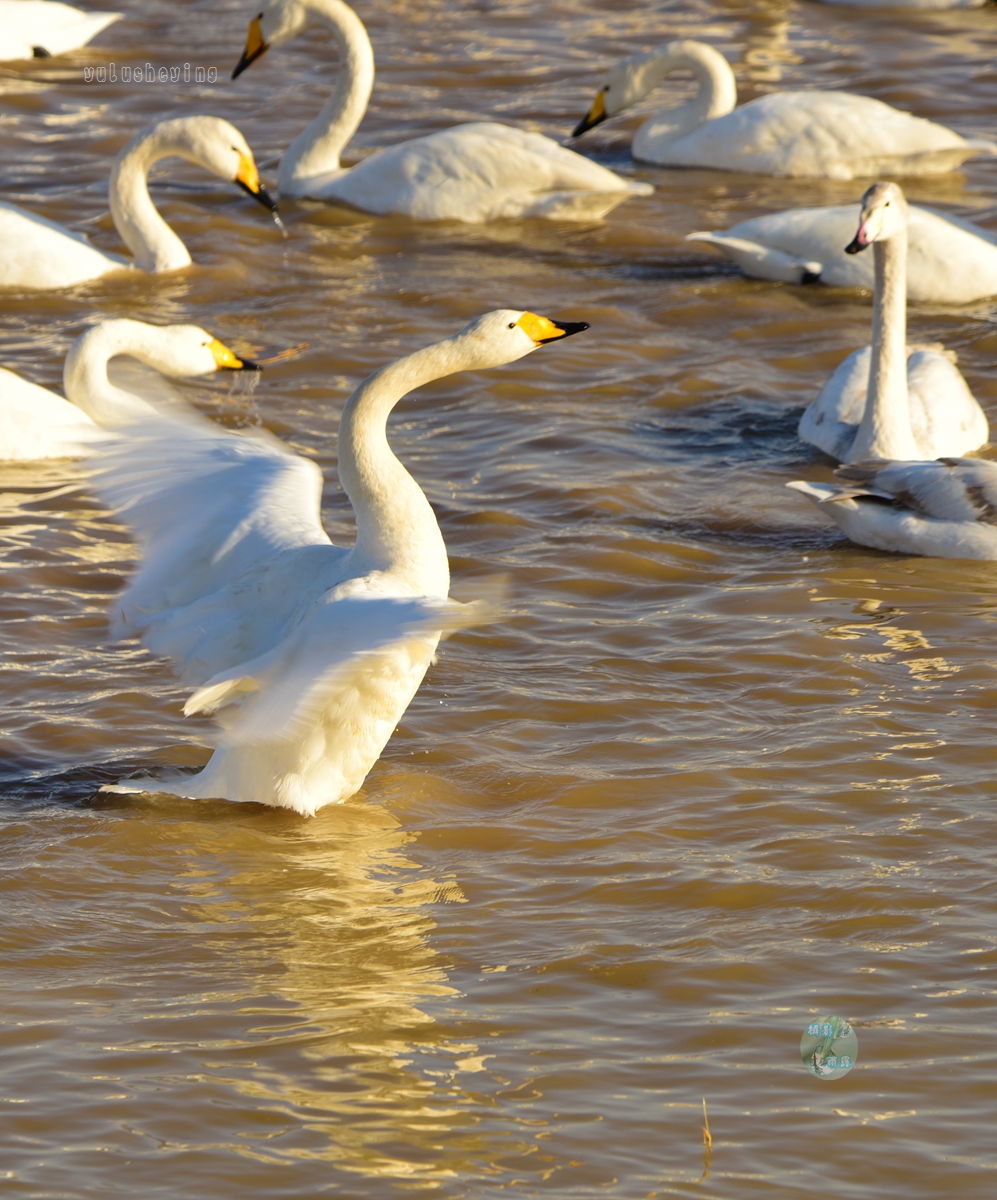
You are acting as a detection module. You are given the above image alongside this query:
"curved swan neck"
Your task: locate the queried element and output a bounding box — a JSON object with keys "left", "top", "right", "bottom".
{"left": 630, "top": 41, "right": 737, "bottom": 155}
{"left": 108, "top": 126, "right": 195, "bottom": 273}
{"left": 278, "top": 0, "right": 375, "bottom": 196}
{"left": 338, "top": 339, "right": 478, "bottom": 590}
{"left": 851, "top": 228, "right": 917, "bottom": 461}
{"left": 63, "top": 321, "right": 164, "bottom": 424}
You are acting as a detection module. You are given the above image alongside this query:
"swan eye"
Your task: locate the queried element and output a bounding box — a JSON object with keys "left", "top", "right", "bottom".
{"left": 507, "top": 322, "right": 516, "bottom": 329}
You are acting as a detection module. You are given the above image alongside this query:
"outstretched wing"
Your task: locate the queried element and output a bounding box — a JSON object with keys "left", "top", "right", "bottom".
{"left": 90, "top": 405, "right": 334, "bottom": 637}
{"left": 185, "top": 592, "right": 493, "bottom": 747}
{"left": 835, "top": 457, "right": 997, "bottom": 523}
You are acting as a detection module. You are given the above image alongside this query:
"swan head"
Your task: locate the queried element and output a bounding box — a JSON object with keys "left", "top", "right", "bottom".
{"left": 142, "top": 116, "right": 277, "bottom": 213}
{"left": 98, "top": 321, "right": 262, "bottom": 377}
{"left": 845, "top": 182, "right": 909, "bottom": 254}
{"left": 573, "top": 50, "right": 661, "bottom": 137}
{"left": 452, "top": 310, "right": 589, "bottom": 369}
{"left": 233, "top": 0, "right": 309, "bottom": 78}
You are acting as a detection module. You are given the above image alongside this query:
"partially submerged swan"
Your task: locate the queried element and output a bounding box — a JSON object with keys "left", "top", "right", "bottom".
{"left": 96, "top": 310, "right": 589, "bottom": 815}
{"left": 688, "top": 205, "right": 997, "bottom": 305}
{"left": 231, "top": 0, "right": 651, "bottom": 221}
{"left": 789, "top": 458, "right": 997, "bottom": 560}
{"left": 0, "top": 116, "right": 276, "bottom": 290}
{"left": 0, "top": 319, "right": 257, "bottom": 460}
{"left": 799, "top": 183, "right": 988, "bottom": 463}
{"left": 0, "top": 0, "right": 120, "bottom": 61}
{"left": 572, "top": 40, "right": 995, "bottom": 179}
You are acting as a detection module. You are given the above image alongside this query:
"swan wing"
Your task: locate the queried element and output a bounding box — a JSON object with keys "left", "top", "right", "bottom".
{"left": 798, "top": 347, "right": 870, "bottom": 460}
{"left": 658, "top": 92, "right": 986, "bottom": 178}
{"left": 0, "top": 202, "right": 127, "bottom": 289}
{"left": 185, "top": 592, "right": 488, "bottom": 746}
{"left": 835, "top": 458, "right": 997, "bottom": 522}
{"left": 311, "top": 122, "right": 652, "bottom": 222}
{"left": 91, "top": 407, "right": 334, "bottom": 637}
{"left": 0, "top": 366, "right": 100, "bottom": 460}
{"left": 0, "top": 2, "right": 121, "bottom": 61}
{"left": 906, "top": 350, "right": 989, "bottom": 457}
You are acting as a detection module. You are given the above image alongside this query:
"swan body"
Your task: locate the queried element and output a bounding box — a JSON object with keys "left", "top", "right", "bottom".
{"left": 0, "top": 1, "right": 120, "bottom": 61}
{"left": 0, "top": 116, "right": 275, "bottom": 290}
{"left": 572, "top": 40, "right": 995, "bottom": 179}
{"left": 0, "top": 319, "right": 255, "bottom": 461}
{"left": 799, "top": 183, "right": 988, "bottom": 463}
{"left": 788, "top": 458, "right": 997, "bottom": 560}
{"left": 688, "top": 205, "right": 997, "bottom": 304}
{"left": 232, "top": 0, "right": 651, "bottom": 221}
{"left": 95, "top": 310, "right": 589, "bottom": 815}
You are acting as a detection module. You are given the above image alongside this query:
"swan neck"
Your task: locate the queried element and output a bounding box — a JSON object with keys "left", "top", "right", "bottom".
{"left": 338, "top": 340, "right": 465, "bottom": 591}
{"left": 852, "top": 230, "right": 917, "bottom": 461}
{"left": 278, "top": 0, "right": 375, "bottom": 195}
{"left": 631, "top": 41, "right": 737, "bottom": 153}
{"left": 63, "top": 321, "right": 162, "bottom": 425}
{"left": 108, "top": 128, "right": 192, "bottom": 273}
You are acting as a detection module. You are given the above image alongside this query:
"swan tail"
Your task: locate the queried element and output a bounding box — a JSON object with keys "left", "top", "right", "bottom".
{"left": 686, "top": 232, "right": 822, "bottom": 283}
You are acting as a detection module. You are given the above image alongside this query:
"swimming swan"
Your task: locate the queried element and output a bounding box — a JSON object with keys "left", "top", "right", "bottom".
{"left": 572, "top": 40, "right": 995, "bottom": 179}
{"left": 0, "top": 319, "right": 258, "bottom": 460}
{"left": 0, "top": 1, "right": 120, "bottom": 61}
{"left": 789, "top": 458, "right": 997, "bottom": 560}
{"left": 798, "top": 183, "right": 988, "bottom": 463}
{"left": 0, "top": 116, "right": 276, "bottom": 290}
{"left": 230, "top": 0, "right": 652, "bottom": 221}
{"left": 688, "top": 204, "right": 997, "bottom": 305}
{"left": 95, "top": 310, "right": 588, "bottom": 815}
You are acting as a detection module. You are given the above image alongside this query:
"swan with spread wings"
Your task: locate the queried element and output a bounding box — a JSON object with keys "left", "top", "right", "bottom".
{"left": 96, "top": 309, "right": 588, "bottom": 815}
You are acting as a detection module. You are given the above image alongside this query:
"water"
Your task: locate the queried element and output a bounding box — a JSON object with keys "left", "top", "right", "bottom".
{"left": 2, "top": 1, "right": 996, "bottom": 1195}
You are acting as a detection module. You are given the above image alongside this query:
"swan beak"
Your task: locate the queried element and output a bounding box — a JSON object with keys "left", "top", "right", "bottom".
{"left": 209, "top": 338, "right": 263, "bottom": 371}
{"left": 234, "top": 152, "right": 279, "bottom": 213}
{"left": 845, "top": 223, "right": 871, "bottom": 255}
{"left": 572, "top": 88, "right": 607, "bottom": 138}
{"left": 232, "top": 16, "right": 268, "bottom": 79}
{"left": 517, "top": 313, "right": 590, "bottom": 346}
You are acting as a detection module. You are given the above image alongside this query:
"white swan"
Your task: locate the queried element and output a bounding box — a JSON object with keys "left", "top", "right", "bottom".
{"left": 688, "top": 204, "right": 997, "bottom": 305}
{"left": 572, "top": 40, "right": 995, "bottom": 179}
{"left": 230, "top": 0, "right": 652, "bottom": 221}
{"left": 0, "top": 116, "right": 276, "bottom": 290}
{"left": 0, "top": 0, "right": 120, "bottom": 61}
{"left": 789, "top": 458, "right": 997, "bottom": 559}
{"left": 94, "top": 310, "right": 589, "bottom": 815}
{"left": 798, "top": 183, "right": 988, "bottom": 463}
{"left": 0, "top": 318, "right": 257, "bottom": 460}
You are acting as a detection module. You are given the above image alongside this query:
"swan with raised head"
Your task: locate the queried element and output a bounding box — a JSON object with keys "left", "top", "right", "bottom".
{"left": 95, "top": 310, "right": 588, "bottom": 815}
{"left": 688, "top": 204, "right": 997, "bottom": 304}
{"left": 572, "top": 40, "right": 995, "bottom": 179}
{"left": 0, "top": 116, "right": 276, "bottom": 290}
{"left": 799, "top": 183, "right": 987, "bottom": 463}
{"left": 0, "top": 0, "right": 120, "bottom": 61}
{"left": 789, "top": 458, "right": 997, "bottom": 559}
{"left": 230, "top": 0, "right": 651, "bottom": 221}
{"left": 0, "top": 319, "right": 257, "bottom": 460}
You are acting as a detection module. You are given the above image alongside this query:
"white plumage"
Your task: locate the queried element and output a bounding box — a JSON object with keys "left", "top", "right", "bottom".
{"left": 0, "top": 0, "right": 120, "bottom": 62}
{"left": 231, "top": 0, "right": 651, "bottom": 221}
{"left": 572, "top": 40, "right": 995, "bottom": 180}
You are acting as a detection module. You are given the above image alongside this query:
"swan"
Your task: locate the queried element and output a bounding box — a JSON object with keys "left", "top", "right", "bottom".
{"left": 0, "top": 116, "right": 276, "bottom": 290}
{"left": 94, "top": 310, "right": 589, "bottom": 815}
{"left": 0, "top": 0, "right": 120, "bottom": 61}
{"left": 0, "top": 318, "right": 258, "bottom": 460}
{"left": 571, "top": 40, "right": 995, "bottom": 179}
{"left": 788, "top": 458, "right": 997, "bottom": 559}
{"left": 798, "top": 183, "right": 988, "bottom": 463}
{"left": 230, "top": 0, "right": 652, "bottom": 221}
{"left": 688, "top": 204, "right": 997, "bottom": 305}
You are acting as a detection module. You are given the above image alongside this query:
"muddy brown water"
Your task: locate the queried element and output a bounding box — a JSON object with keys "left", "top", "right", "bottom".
{"left": 1, "top": 1, "right": 996, "bottom": 1196}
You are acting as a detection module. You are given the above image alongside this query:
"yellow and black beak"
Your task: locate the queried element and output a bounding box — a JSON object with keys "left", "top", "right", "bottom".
{"left": 572, "top": 88, "right": 608, "bottom": 138}
{"left": 516, "top": 313, "right": 590, "bottom": 346}
{"left": 209, "top": 337, "right": 262, "bottom": 372}
{"left": 232, "top": 15, "right": 268, "bottom": 79}
{"left": 234, "top": 151, "right": 278, "bottom": 214}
